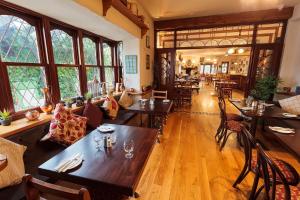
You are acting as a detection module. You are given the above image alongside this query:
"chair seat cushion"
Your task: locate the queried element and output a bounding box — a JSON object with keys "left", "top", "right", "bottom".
{"left": 274, "top": 185, "right": 300, "bottom": 200}
{"left": 227, "top": 120, "right": 242, "bottom": 132}
{"left": 251, "top": 152, "right": 299, "bottom": 184}
{"left": 226, "top": 113, "right": 243, "bottom": 121}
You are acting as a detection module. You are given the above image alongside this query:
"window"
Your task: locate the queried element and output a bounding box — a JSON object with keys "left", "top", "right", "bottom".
{"left": 103, "top": 42, "right": 114, "bottom": 89}
{"left": 221, "top": 62, "right": 229, "bottom": 74}
{"left": 83, "top": 37, "right": 102, "bottom": 97}
{"left": 0, "top": 3, "right": 120, "bottom": 116}
{"left": 51, "top": 28, "right": 80, "bottom": 99}
{"left": 0, "top": 15, "right": 46, "bottom": 112}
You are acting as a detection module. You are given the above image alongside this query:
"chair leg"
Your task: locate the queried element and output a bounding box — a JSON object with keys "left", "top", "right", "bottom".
{"left": 233, "top": 166, "right": 250, "bottom": 188}
{"left": 215, "top": 120, "right": 224, "bottom": 141}
{"left": 249, "top": 171, "right": 260, "bottom": 200}
{"left": 220, "top": 130, "right": 233, "bottom": 151}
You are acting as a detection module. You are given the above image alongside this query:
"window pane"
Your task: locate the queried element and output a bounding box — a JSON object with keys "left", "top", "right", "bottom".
{"left": 51, "top": 29, "right": 74, "bottom": 64}
{"left": 105, "top": 67, "right": 115, "bottom": 86}
{"left": 86, "top": 67, "right": 100, "bottom": 82}
{"left": 86, "top": 67, "right": 101, "bottom": 97}
{"left": 83, "top": 37, "right": 97, "bottom": 65}
{"left": 0, "top": 15, "right": 40, "bottom": 63}
{"left": 57, "top": 67, "right": 80, "bottom": 99}
{"left": 157, "top": 31, "right": 175, "bottom": 48}
{"left": 7, "top": 66, "right": 46, "bottom": 111}
{"left": 103, "top": 43, "right": 112, "bottom": 66}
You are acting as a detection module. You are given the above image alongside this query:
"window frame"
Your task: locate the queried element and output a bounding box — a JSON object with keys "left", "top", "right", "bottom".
{"left": 0, "top": 8, "right": 48, "bottom": 117}
{"left": 49, "top": 24, "right": 81, "bottom": 100}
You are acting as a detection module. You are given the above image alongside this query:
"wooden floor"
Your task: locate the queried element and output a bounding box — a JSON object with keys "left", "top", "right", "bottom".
{"left": 133, "top": 86, "right": 300, "bottom": 200}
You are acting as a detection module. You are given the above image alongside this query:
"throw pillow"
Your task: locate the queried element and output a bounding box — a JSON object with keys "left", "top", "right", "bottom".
{"left": 0, "top": 138, "right": 26, "bottom": 189}
{"left": 42, "top": 103, "right": 88, "bottom": 146}
{"left": 118, "top": 91, "right": 133, "bottom": 109}
{"left": 279, "top": 95, "right": 300, "bottom": 115}
{"left": 83, "top": 101, "right": 103, "bottom": 129}
{"left": 102, "top": 96, "right": 119, "bottom": 119}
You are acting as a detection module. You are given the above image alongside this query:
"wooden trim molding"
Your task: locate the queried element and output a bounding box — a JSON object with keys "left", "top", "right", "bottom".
{"left": 102, "top": 0, "right": 149, "bottom": 38}
{"left": 154, "top": 7, "right": 294, "bottom": 30}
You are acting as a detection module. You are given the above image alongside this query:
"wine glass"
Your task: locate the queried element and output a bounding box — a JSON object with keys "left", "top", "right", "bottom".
{"left": 123, "top": 139, "right": 134, "bottom": 159}
{"left": 93, "top": 133, "right": 102, "bottom": 151}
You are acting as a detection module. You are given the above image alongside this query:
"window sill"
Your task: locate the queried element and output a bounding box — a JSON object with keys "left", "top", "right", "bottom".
{"left": 0, "top": 92, "right": 122, "bottom": 138}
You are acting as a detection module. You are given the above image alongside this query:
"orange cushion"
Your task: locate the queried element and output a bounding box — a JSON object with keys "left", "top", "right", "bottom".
{"left": 251, "top": 152, "right": 299, "bottom": 184}
{"left": 274, "top": 185, "right": 300, "bottom": 200}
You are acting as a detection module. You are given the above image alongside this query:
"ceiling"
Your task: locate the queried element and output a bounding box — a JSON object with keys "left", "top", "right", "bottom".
{"left": 137, "top": 0, "right": 300, "bottom": 20}
{"left": 6, "top": 0, "right": 134, "bottom": 41}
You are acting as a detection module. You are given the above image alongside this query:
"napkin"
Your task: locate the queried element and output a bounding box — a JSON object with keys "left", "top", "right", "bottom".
{"left": 269, "top": 126, "right": 295, "bottom": 134}
{"left": 55, "top": 153, "right": 81, "bottom": 172}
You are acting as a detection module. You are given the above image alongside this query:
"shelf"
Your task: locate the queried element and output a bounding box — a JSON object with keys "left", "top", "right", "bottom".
{"left": 102, "top": 0, "right": 148, "bottom": 38}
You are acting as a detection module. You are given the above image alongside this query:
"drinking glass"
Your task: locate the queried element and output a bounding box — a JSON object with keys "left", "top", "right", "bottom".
{"left": 93, "top": 133, "right": 102, "bottom": 151}
{"left": 123, "top": 139, "right": 134, "bottom": 159}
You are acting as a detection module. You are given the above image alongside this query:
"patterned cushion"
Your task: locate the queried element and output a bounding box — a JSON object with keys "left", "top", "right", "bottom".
{"left": 226, "top": 113, "right": 243, "bottom": 121}
{"left": 227, "top": 120, "right": 242, "bottom": 132}
{"left": 102, "top": 95, "right": 119, "bottom": 119}
{"left": 251, "top": 152, "right": 299, "bottom": 184}
{"left": 42, "top": 104, "right": 87, "bottom": 146}
{"left": 118, "top": 91, "right": 133, "bottom": 108}
{"left": 274, "top": 185, "right": 300, "bottom": 200}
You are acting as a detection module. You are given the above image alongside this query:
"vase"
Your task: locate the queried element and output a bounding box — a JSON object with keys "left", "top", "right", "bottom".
{"left": 40, "top": 87, "right": 53, "bottom": 114}
{"left": 25, "top": 110, "right": 40, "bottom": 121}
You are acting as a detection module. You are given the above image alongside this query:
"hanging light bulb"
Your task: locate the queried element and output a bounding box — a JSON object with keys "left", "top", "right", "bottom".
{"left": 238, "top": 48, "right": 245, "bottom": 54}
{"left": 227, "top": 48, "right": 235, "bottom": 54}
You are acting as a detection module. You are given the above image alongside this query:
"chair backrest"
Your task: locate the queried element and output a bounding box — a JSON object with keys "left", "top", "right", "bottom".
{"left": 254, "top": 144, "right": 291, "bottom": 200}
{"left": 218, "top": 93, "right": 227, "bottom": 122}
{"left": 240, "top": 127, "right": 257, "bottom": 169}
{"left": 23, "top": 174, "right": 91, "bottom": 200}
{"left": 152, "top": 90, "right": 167, "bottom": 99}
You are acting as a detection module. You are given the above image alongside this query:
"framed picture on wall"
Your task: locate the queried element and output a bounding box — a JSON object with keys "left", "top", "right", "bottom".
{"left": 146, "top": 54, "right": 150, "bottom": 70}
{"left": 146, "top": 35, "right": 150, "bottom": 48}
{"left": 125, "top": 55, "right": 138, "bottom": 74}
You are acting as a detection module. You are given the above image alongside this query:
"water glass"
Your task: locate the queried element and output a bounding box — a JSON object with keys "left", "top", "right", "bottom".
{"left": 123, "top": 139, "right": 134, "bottom": 159}
{"left": 93, "top": 133, "right": 102, "bottom": 151}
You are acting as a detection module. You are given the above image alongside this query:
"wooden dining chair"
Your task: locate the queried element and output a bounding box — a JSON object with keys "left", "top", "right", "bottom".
{"left": 233, "top": 127, "right": 299, "bottom": 189}
{"left": 23, "top": 174, "right": 91, "bottom": 200}
{"left": 249, "top": 144, "right": 300, "bottom": 200}
{"left": 215, "top": 92, "right": 243, "bottom": 148}
{"left": 152, "top": 90, "right": 167, "bottom": 99}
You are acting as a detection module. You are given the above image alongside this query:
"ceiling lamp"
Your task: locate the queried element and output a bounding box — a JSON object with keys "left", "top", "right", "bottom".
{"left": 227, "top": 48, "right": 235, "bottom": 54}
{"left": 238, "top": 48, "right": 245, "bottom": 54}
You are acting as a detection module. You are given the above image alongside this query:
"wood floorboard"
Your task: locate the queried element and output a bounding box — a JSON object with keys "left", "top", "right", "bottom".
{"left": 132, "top": 86, "right": 300, "bottom": 200}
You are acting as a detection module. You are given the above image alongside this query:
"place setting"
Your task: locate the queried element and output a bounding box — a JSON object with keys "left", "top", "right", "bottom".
{"left": 268, "top": 126, "right": 296, "bottom": 135}
{"left": 54, "top": 153, "right": 84, "bottom": 173}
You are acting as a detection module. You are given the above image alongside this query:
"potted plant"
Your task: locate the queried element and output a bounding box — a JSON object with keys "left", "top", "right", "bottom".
{"left": 250, "top": 76, "right": 281, "bottom": 101}
{"left": 65, "top": 98, "right": 73, "bottom": 108}
{"left": 84, "top": 92, "right": 93, "bottom": 102}
{"left": 0, "top": 109, "right": 12, "bottom": 126}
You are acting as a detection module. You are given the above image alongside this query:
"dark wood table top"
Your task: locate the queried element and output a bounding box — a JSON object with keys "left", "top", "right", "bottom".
{"left": 229, "top": 100, "right": 300, "bottom": 120}
{"left": 265, "top": 119, "right": 300, "bottom": 159}
{"left": 126, "top": 100, "right": 173, "bottom": 115}
{"left": 38, "top": 124, "right": 158, "bottom": 197}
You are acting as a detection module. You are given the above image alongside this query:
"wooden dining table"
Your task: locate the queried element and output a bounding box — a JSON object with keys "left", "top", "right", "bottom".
{"left": 229, "top": 100, "right": 300, "bottom": 136}
{"left": 38, "top": 124, "right": 158, "bottom": 200}
{"left": 126, "top": 99, "right": 173, "bottom": 128}
{"left": 265, "top": 119, "right": 300, "bottom": 160}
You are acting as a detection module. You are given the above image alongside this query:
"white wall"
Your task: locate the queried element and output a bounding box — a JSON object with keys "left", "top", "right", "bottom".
{"left": 279, "top": 4, "right": 300, "bottom": 90}
{"left": 123, "top": 38, "right": 141, "bottom": 90}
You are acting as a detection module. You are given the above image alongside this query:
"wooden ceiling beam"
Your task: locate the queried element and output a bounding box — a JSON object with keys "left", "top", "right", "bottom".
{"left": 154, "top": 7, "right": 294, "bottom": 30}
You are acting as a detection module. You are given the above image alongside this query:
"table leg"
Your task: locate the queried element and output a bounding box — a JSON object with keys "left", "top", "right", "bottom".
{"left": 250, "top": 117, "right": 258, "bottom": 137}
